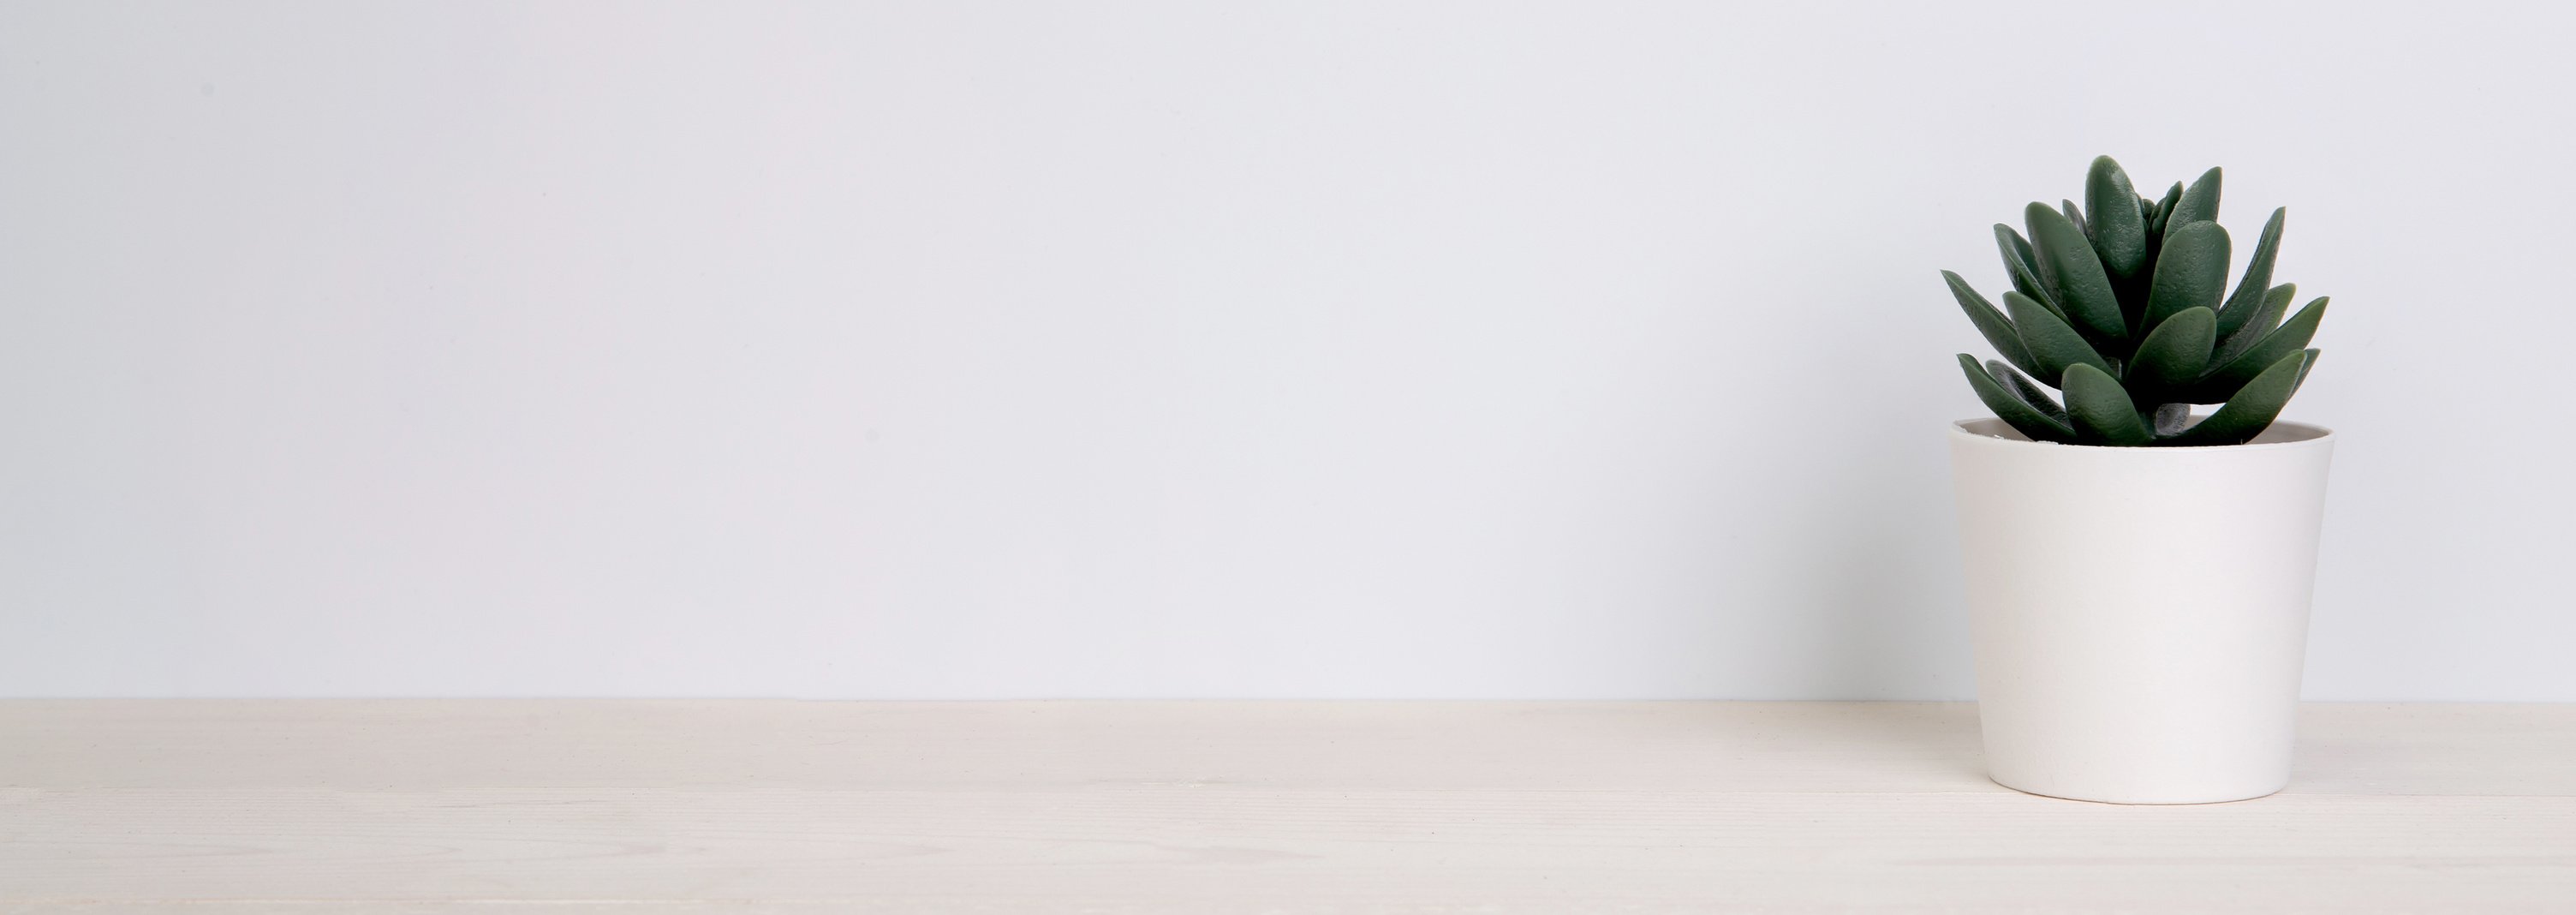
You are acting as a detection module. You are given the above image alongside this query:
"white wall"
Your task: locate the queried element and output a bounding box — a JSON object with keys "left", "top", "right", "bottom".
{"left": 3, "top": 1, "right": 2569, "bottom": 699}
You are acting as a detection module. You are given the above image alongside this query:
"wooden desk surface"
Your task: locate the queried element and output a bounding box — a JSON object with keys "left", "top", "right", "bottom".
{"left": 4, "top": 701, "right": 2571, "bottom": 912}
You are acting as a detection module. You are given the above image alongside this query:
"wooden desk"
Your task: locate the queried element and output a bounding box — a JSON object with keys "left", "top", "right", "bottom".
{"left": 4, "top": 701, "right": 2570, "bottom": 912}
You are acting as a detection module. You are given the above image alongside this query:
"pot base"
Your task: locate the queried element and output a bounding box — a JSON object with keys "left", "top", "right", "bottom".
{"left": 1990, "top": 774, "right": 2289, "bottom": 805}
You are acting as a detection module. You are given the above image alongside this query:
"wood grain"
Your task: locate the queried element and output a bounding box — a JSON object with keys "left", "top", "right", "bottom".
{"left": 3, "top": 702, "right": 2572, "bottom": 912}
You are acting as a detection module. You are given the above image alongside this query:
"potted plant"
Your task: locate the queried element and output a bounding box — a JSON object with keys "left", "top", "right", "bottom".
{"left": 1943, "top": 156, "right": 2334, "bottom": 804}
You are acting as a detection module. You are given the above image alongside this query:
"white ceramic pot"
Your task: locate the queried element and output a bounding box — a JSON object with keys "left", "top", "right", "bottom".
{"left": 1948, "top": 417, "right": 2334, "bottom": 804}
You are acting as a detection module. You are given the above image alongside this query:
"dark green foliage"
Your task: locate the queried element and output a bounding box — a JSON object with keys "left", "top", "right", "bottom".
{"left": 1987, "top": 359, "right": 2069, "bottom": 428}
{"left": 2215, "top": 208, "right": 2286, "bottom": 338}
{"left": 2024, "top": 202, "right": 2127, "bottom": 341}
{"left": 2084, "top": 157, "right": 2148, "bottom": 278}
{"left": 2147, "top": 182, "right": 2183, "bottom": 237}
{"left": 2141, "top": 222, "right": 2229, "bottom": 332}
{"left": 1945, "top": 157, "right": 2331, "bottom": 446}
{"left": 2004, "top": 290, "right": 2112, "bottom": 381}
{"left": 2191, "top": 296, "right": 2329, "bottom": 402}
{"left": 2062, "top": 364, "right": 2156, "bottom": 446}
{"left": 2164, "top": 350, "right": 2318, "bottom": 446}
{"left": 1994, "top": 225, "right": 2064, "bottom": 320}
{"left": 1945, "top": 271, "right": 2041, "bottom": 379}
{"left": 2168, "top": 167, "right": 2222, "bottom": 230}
{"left": 2126, "top": 306, "right": 2216, "bottom": 395}
{"left": 1959, "top": 356, "right": 2077, "bottom": 443}
{"left": 2213, "top": 284, "right": 2297, "bottom": 367}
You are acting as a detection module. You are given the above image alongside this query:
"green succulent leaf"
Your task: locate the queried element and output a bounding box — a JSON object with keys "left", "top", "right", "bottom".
{"left": 1988, "top": 359, "right": 2071, "bottom": 426}
{"left": 2005, "top": 290, "right": 2113, "bottom": 385}
{"left": 1993, "top": 224, "right": 2065, "bottom": 321}
{"left": 2163, "top": 350, "right": 2317, "bottom": 446}
{"left": 1959, "top": 354, "right": 2077, "bottom": 443}
{"left": 2196, "top": 296, "right": 2329, "bottom": 400}
{"left": 2215, "top": 207, "right": 2287, "bottom": 339}
{"left": 1943, "top": 271, "right": 2043, "bottom": 379}
{"left": 2213, "top": 283, "right": 2297, "bottom": 366}
{"left": 2061, "top": 200, "right": 2089, "bottom": 241}
{"left": 2165, "top": 166, "right": 2223, "bottom": 232}
{"left": 2084, "top": 156, "right": 2148, "bottom": 278}
{"left": 2024, "top": 202, "right": 2126, "bottom": 341}
{"left": 2061, "top": 362, "right": 2155, "bottom": 446}
{"left": 2147, "top": 181, "right": 2184, "bottom": 236}
{"left": 2140, "top": 221, "right": 2232, "bottom": 332}
{"left": 2127, "top": 306, "right": 2218, "bottom": 394}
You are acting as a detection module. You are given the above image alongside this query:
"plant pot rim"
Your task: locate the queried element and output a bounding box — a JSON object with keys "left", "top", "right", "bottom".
{"left": 1950, "top": 417, "right": 2334, "bottom": 452}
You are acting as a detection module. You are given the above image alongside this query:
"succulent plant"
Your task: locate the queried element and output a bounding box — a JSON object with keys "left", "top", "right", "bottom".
{"left": 1947, "top": 156, "right": 2329, "bottom": 446}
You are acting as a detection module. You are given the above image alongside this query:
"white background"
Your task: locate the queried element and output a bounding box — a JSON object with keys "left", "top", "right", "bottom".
{"left": 4, "top": 2, "right": 2569, "bottom": 699}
